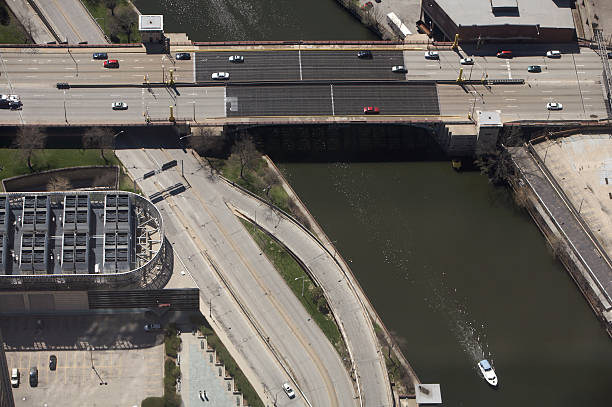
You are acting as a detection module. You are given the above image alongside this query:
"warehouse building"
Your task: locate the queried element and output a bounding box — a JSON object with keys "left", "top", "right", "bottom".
{"left": 421, "top": 0, "right": 576, "bottom": 43}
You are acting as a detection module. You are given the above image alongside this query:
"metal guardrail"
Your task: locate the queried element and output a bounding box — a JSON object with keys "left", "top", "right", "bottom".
{"left": 594, "top": 29, "right": 612, "bottom": 116}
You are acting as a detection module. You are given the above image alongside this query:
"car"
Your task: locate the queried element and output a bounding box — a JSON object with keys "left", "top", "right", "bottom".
{"left": 282, "top": 382, "right": 295, "bottom": 399}
{"left": 144, "top": 323, "right": 161, "bottom": 331}
{"left": 460, "top": 57, "right": 474, "bottom": 65}
{"left": 229, "top": 55, "right": 244, "bottom": 63}
{"left": 424, "top": 51, "right": 439, "bottom": 59}
{"left": 112, "top": 102, "right": 128, "bottom": 110}
{"left": 547, "top": 102, "right": 563, "bottom": 110}
{"left": 363, "top": 106, "right": 380, "bottom": 114}
{"left": 29, "top": 366, "right": 38, "bottom": 387}
{"left": 546, "top": 50, "right": 561, "bottom": 58}
{"left": 49, "top": 355, "right": 57, "bottom": 371}
{"left": 608, "top": 51, "right": 612, "bottom": 59}
{"left": 92, "top": 52, "right": 108, "bottom": 60}
{"left": 175, "top": 52, "right": 191, "bottom": 60}
{"left": 391, "top": 65, "right": 407, "bottom": 73}
{"left": 103, "top": 59, "right": 119, "bottom": 68}
{"left": 10, "top": 368, "right": 19, "bottom": 388}
{"left": 527, "top": 65, "right": 542, "bottom": 73}
{"left": 375, "top": 0, "right": 381, "bottom": 2}
{"left": 357, "top": 50, "right": 372, "bottom": 59}
{"left": 211, "top": 72, "right": 230, "bottom": 80}
{"left": 0, "top": 94, "right": 22, "bottom": 109}
{"left": 496, "top": 50, "right": 512, "bottom": 58}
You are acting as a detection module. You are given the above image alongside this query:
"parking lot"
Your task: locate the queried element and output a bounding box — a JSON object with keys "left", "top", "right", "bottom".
{"left": 1, "top": 313, "right": 164, "bottom": 407}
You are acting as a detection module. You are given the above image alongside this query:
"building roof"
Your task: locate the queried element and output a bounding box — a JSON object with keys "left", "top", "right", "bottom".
{"left": 139, "top": 15, "right": 163, "bottom": 31}
{"left": 477, "top": 111, "right": 502, "bottom": 127}
{"left": 434, "top": 0, "right": 574, "bottom": 29}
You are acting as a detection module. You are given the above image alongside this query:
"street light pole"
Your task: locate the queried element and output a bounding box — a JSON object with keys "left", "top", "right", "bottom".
{"left": 112, "top": 130, "right": 125, "bottom": 149}
{"left": 294, "top": 276, "right": 306, "bottom": 297}
{"left": 63, "top": 90, "right": 67, "bottom": 124}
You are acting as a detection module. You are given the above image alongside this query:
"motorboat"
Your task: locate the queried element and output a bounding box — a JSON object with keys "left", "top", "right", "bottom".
{"left": 478, "top": 359, "right": 498, "bottom": 387}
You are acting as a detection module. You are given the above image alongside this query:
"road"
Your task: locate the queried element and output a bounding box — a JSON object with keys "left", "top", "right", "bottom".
{"left": 116, "top": 148, "right": 359, "bottom": 407}
{"left": 31, "top": 0, "right": 108, "bottom": 44}
{"left": 0, "top": 45, "right": 607, "bottom": 125}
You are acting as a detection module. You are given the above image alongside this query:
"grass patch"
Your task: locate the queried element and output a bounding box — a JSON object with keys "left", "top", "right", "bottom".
{"left": 81, "top": 0, "right": 140, "bottom": 43}
{"left": 195, "top": 315, "right": 264, "bottom": 407}
{"left": 0, "top": 2, "right": 28, "bottom": 44}
{"left": 373, "top": 322, "right": 415, "bottom": 394}
{"left": 0, "top": 149, "right": 136, "bottom": 192}
{"left": 239, "top": 219, "right": 347, "bottom": 361}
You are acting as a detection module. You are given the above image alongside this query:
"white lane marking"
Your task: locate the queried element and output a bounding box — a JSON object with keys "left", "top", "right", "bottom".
{"left": 577, "top": 71, "right": 586, "bottom": 74}
{"left": 503, "top": 90, "right": 516, "bottom": 93}
{"left": 25, "top": 75, "right": 37, "bottom": 78}
{"left": 134, "top": 59, "right": 139, "bottom": 62}
{"left": 585, "top": 104, "right": 593, "bottom": 107}
{"left": 132, "top": 74, "right": 144, "bottom": 77}
{"left": 17, "top": 59, "right": 22, "bottom": 62}
{"left": 505, "top": 98, "right": 517, "bottom": 101}
{"left": 110, "top": 95, "right": 121, "bottom": 97}
{"left": 64, "top": 67, "right": 75, "bottom": 70}
{"left": 506, "top": 60, "right": 512, "bottom": 79}
{"left": 298, "top": 49, "right": 303, "bottom": 80}
{"left": 33, "top": 94, "right": 44, "bottom": 97}
{"left": 426, "top": 64, "right": 438, "bottom": 67}
{"left": 542, "top": 90, "right": 553, "bottom": 93}
{"left": 330, "top": 84, "right": 335, "bottom": 115}
{"left": 576, "top": 64, "right": 585, "bottom": 67}
{"left": 63, "top": 75, "right": 72, "bottom": 78}
{"left": 506, "top": 105, "right": 518, "bottom": 108}
{"left": 583, "top": 97, "right": 591, "bottom": 100}
{"left": 99, "top": 74, "right": 111, "bottom": 77}
{"left": 27, "top": 67, "right": 38, "bottom": 70}
{"left": 133, "top": 66, "right": 144, "bottom": 69}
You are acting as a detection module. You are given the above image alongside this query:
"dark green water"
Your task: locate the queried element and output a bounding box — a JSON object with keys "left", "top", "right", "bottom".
{"left": 133, "top": 0, "right": 378, "bottom": 41}
{"left": 134, "top": 2, "right": 612, "bottom": 405}
{"left": 279, "top": 162, "right": 612, "bottom": 406}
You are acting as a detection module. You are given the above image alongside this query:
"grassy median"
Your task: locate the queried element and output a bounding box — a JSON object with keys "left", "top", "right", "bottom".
{"left": 0, "top": 2, "right": 29, "bottom": 44}
{"left": 240, "top": 218, "right": 349, "bottom": 362}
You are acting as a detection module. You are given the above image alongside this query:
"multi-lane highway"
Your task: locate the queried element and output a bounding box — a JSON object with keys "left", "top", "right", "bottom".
{"left": 0, "top": 44, "right": 607, "bottom": 125}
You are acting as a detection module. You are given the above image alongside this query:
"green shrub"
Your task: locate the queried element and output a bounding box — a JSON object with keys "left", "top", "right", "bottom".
{"left": 141, "top": 397, "right": 164, "bottom": 407}
{"left": 164, "top": 335, "right": 181, "bottom": 358}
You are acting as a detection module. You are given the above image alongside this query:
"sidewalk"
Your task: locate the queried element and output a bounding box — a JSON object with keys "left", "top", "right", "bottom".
{"left": 178, "top": 332, "right": 237, "bottom": 407}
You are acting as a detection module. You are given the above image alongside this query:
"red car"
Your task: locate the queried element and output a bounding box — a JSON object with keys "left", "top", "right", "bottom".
{"left": 103, "top": 59, "right": 119, "bottom": 68}
{"left": 363, "top": 106, "right": 380, "bottom": 114}
{"left": 496, "top": 51, "right": 512, "bottom": 59}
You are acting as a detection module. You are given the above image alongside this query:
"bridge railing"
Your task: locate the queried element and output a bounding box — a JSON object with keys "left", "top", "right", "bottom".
{"left": 594, "top": 29, "right": 612, "bottom": 115}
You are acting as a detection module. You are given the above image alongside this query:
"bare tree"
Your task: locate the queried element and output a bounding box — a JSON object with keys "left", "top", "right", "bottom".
{"left": 114, "top": 6, "right": 137, "bottom": 42}
{"left": 82, "top": 127, "right": 114, "bottom": 163}
{"left": 189, "top": 127, "right": 223, "bottom": 175}
{"left": 14, "top": 126, "right": 46, "bottom": 171}
{"left": 47, "top": 175, "right": 71, "bottom": 191}
{"left": 229, "top": 136, "right": 260, "bottom": 181}
{"left": 103, "top": 0, "right": 119, "bottom": 16}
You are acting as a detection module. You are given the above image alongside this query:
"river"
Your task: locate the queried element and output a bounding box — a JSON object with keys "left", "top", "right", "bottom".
{"left": 134, "top": 1, "right": 612, "bottom": 405}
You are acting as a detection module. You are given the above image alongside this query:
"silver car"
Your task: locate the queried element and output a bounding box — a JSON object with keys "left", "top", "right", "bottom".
{"left": 391, "top": 65, "right": 407, "bottom": 73}
{"left": 111, "top": 102, "right": 128, "bottom": 110}
{"left": 546, "top": 102, "right": 563, "bottom": 110}
{"left": 460, "top": 57, "right": 474, "bottom": 65}
{"left": 229, "top": 55, "right": 244, "bottom": 63}
{"left": 211, "top": 72, "right": 230, "bottom": 80}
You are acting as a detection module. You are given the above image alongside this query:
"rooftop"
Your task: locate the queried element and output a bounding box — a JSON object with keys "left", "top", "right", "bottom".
{"left": 434, "top": 0, "right": 574, "bottom": 29}
{"left": 139, "top": 15, "right": 163, "bottom": 31}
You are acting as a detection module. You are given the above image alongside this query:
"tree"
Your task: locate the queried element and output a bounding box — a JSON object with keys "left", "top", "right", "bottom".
{"left": 82, "top": 127, "right": 114, "bottom": 163}
{"left": 229, "top": 136, "right": 260, "bottom": 181}
{"left": 47, "top": 175, "right": 71, "bottom": 191}
{"left": 189, "top": 127, "right": 224, "bottom": 175}
{"left": 103, "top": 0, "right": 119, "bottom": 16}
{"left": 14, "top": 126, "right": 46, "bottom": 171}
{"left": 114, "top": 5, "right": 137, "bottom": 42}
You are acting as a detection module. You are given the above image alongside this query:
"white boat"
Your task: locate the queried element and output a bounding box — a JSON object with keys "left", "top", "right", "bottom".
{"left": 478, "top": 359, "right": 498, "bottom": 387}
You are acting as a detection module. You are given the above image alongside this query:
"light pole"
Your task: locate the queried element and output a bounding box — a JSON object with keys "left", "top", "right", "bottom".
{"left": 112, "top": 130, "right": 125, "bottom": 149}
{"left": 94, "top": 17, "right": 105, "bottom": 32}
{"left": 294, "top": 276, "right": 306, "bottom": 297}
{"left": 63, "top": 90, "right": 67, "bottom": 124}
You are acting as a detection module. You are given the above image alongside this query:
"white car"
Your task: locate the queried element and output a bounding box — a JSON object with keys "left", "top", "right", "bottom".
{"left": 282, "top": 382, "right": 295, "bottom": 399}
{"left": 391, "top": 65, "right": 407, "bottom": 73}
{"left": 144, "top": 323, "right": 161, "bottom": 331}
{"left": 424, "top": 51, "right": 439, "bottom": 59}
{"left": 460, "top": 57, "right": 474, "bottom": 65}
{"left": 11, "top": 368, "right": 19, "bottom": 387}
{"left": 546, "top": 50, "right": 561, "bottom": 58}
{"left": 229, "top": 55, "right": 244, "bottom": 63}
{"left": 212, "top": 72, "right": 230, "bottom": 80}
{"left": 547, "top": 102, "right": 563, "bottom": 110}
{"left": 111, "top": 101, "right": 128, "bottom": 110}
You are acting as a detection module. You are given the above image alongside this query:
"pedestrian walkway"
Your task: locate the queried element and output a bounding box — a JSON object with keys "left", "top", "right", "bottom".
{"left": 179, "top": 333, "right": 237, "bottom": 407}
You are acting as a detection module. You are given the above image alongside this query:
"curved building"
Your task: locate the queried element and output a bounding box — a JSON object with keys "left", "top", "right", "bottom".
{"left": 0, "top": 191, "right": 164, "bottom": 290}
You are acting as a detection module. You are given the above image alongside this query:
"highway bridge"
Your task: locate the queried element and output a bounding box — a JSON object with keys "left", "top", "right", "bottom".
{"left": 0, "top": 43, "right": 608, "bottom": 126}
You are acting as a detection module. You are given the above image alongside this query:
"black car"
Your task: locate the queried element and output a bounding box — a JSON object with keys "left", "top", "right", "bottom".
{"left": 49, "top": 355, "right": 57, "bottom": 370}
{"left": 175, "top": 52, "right": 191, "bottom": 60}
{"left": 29, "top": 367, "right": 38, "bottom": 387}
{"left": 527, "top": 65, "right": 542, "bottom": 73}
{"left": 357, "top": 50, "right": 372, "bottom": 59}
{"left": 93, "top": 52, "right": 108, "bottom": 60}
{"left": 608, "top": 51, "right": 612, "bottom": 59}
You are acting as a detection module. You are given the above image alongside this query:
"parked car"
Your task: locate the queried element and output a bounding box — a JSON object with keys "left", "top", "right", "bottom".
{"left": 29, "top": 367, "right": 38, "bottom": 387}
{"left": 10, "top": 368, "right": 19, "bottom": 388}
{"left": 92, "top": 52, "right": 108, "bottom": 60}
{"left": 211, "top": 72, "right": 230, "bottom": 80}
{"left": 527, "top": 65, "right": 542, "bottom": 73}
{"left": 103, "top": 59, "right": 119, "bottom": 68}
{"left": 546, "top": 102, "right": 563, "bottom": 110}
{"left": 175, "top": 52, "right": 191, "bottom": 60}
{"left": 229, "top": 55, "right": 244, "bottom": 63}
{"left": 424, "top": 51, "right": 439, "bottom": 59}
{"left": 144, "top": 323, "right": 161, "bottom": 331}
{"left": 460, "top": 57, "right": 474, "bottom": 65}
{"left": 496, "top": 50, "right": 513, "bottom": 58}
{"left": 363, "top": 106, "right": 380, "bottom": 114}
{"left": 391, "top": 65, "right": 407, "bottom": 73}
{"left": 49, "top": 355, "right": 57, "bottom": 371}
{"left": 546, "top": 50, "right": 561, "bottom": 58}
{"left": 112, "top": 102, "right": 128, "bottom": 110}
{"left": 282, "top": 382, "right": 296, "bottom": 399}
{"left": 357, "top": 50, "right": 372, "bottom": 59}
{"left": 608, "top": 51, "right": 612, "bottom": 59}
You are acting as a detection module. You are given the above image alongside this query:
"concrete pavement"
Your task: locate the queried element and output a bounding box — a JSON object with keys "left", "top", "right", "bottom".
{"left": 4, "top": 0, "right": 55, "bottom": 43}
{"left": 30, "top": 0, "right": 108, "bottom": 44}
{"left": 117, "top": 148, "right": 359, "bottom": 407}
